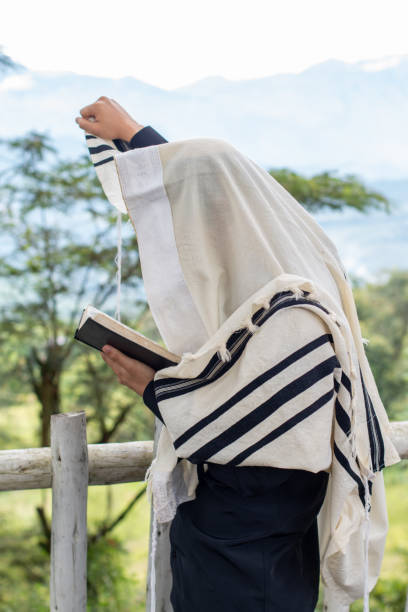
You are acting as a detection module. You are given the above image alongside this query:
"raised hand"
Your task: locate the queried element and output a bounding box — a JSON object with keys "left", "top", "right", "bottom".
{"left": 75, "top": 96, "right": 144, "bottom": 142}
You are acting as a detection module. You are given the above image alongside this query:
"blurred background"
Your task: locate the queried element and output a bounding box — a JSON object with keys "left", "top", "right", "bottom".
{"left": 0, "top": 0, "right": 407, "bottom": 609}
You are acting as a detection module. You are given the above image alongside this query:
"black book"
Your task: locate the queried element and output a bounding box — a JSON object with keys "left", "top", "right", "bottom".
{"left": 74, "top": 305, "right": 180, "bottom": 371}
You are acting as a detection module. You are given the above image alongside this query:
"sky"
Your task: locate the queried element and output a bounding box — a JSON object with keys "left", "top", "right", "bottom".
{"left": 2, "top": 0, "right": 408, "bottom": 90}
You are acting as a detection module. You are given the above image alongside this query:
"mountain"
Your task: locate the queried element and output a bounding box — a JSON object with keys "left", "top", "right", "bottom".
{"left": 0, "top": 54, "right": 407, "bottom": 180}
{"left": 0, "top": 56, "right": 407, "bottom": 280}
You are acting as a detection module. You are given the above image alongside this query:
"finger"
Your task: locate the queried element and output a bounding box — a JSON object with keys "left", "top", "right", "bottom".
{"left": 75, "top": 116, "right": 100, "bottom": 134}
{"left": 79, "top": 101, "right": 100, "bottom": 118}
{"left": 80, "top": 96, "right": 111, "bottom": 116}
{"left": 101, "top": 351, "right": 128, "bottom": 378}
{"left": 102, "top": 345, "right": 133, "bottom": 368}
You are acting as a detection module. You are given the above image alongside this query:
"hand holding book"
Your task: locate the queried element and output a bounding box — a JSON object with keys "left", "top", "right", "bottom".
{"left": 74, "top": 305, "right": 180, "bottom": 370}
{"left": 101, "top": 344, "right": 155, "bottom": 397}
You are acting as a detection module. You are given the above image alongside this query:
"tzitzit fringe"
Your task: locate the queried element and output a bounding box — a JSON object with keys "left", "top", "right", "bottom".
{"left": 114, "top": 209, "right": 122, "bottom": 322}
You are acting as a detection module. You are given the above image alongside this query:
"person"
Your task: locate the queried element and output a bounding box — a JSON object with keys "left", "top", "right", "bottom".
{"left": 75, "top": 97, "right": 400, "bottom": 612}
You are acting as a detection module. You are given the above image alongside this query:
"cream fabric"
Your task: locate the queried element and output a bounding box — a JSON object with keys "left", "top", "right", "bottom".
{"left": 85, "top": 133, "right": 400, "bottom": 609}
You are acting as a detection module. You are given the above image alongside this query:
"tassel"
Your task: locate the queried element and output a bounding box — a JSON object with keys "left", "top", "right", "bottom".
{"left": 362, "top": 474, "right": 373, "bottom": 612}
{"left": 241, "top": 314, "right": 260, "bottom": 334}
{"left": 350, "top": 428, "right": 357, "bottom": 461}
{"left": 114, "top": 209, "right": 122, "bottom": 322}
{"left": 217, "top": 344, "right": 232, "bottom": 362}
{"left": 246, "top": 319, "right": 260, "bottom": 334}
{"left": 349, "top": 388, "right": 358, "bottom": 460}
{"left": 254, "top": 296, "right": 271, "bottom": 312}
{"left": 144, "top": 458, "right": 157, "bottom": 504}
{"left": 149, "top": 503, "right": 158, "bottom": 612}
{"left": 292, "top": 286, "right": 304, "bottom": 300}
{"left": 181, "top": 351, "right": 196, "bottom": 363}
{"left": 329, "top": 311, "right": 338, "bottom": 323}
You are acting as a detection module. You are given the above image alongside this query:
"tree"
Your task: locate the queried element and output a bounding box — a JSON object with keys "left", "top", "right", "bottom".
{"left": 352, "top": 268, "right": 408, "bottom": 421}
{"left": 269, "top": 168, "right": 391, "bottom": 214}
{"left": 0, "top": 45, "right": 26, "bottom": 75}
{"left": 0, "top": 130, "right": 146, "bottom": 447}
{"left": 0, "top": 129, "right": 159, "bottom": 580}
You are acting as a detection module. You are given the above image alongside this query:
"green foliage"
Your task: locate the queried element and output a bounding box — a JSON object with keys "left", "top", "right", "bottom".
{"left": 316, "top": 578, "right": 408, "bottom": 611}
{"left": 61, "top": 346, "right": 154, "bottom": 444}
{"left": 0, "top": 509, "right": 146, "bottom": 612}
{"left": 0, "top": 131, "right": 146, "bottom": 447}
{"left": 353, "top": 269, "right": 408, "bottom": 420}
{"left": 269, "top": 168, "right": 391, "bottom": 214}
{"left": 0, "top": 514, "right": 50, "bottom": 611}
{"left": 87, "top": 536, "right": 144, "bottom": 611}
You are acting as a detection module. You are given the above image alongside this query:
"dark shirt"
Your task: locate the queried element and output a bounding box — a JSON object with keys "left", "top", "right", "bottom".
{"left": 112, "top": 125, "right": 168, "bottom": 153}
{"left": 128, "top": 125, "right": 168, "bottom": 148}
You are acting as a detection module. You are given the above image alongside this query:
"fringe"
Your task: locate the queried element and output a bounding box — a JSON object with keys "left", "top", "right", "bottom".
{"left": 149, "top": 504, "right": 158, "bottom": 612}
{"left": 243, "top": 316, "right": 260, "bottom": 334}
{"left": 144, "top": 458, "right": 157, "bottom": 504}
{"left": 292, "top": 286, "right": 304, "bottom": 300}
{"left": 217, "top": 344, "right": 232, "bottom": 362}
{"left": 181, "top": 351, "right": 196, "bottom": 363}
{"left": 363, "top": 473, "right": 373, "bottom": 612}
{"left": 114, "top": 209, "right": 122, "bottom": 322}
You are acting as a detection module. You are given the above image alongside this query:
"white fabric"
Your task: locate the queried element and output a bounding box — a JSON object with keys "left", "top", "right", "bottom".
{"left": 85, "top": 133, "right": 400, "bottom": 609}
{"left": 113, "top": 145, "right": 208, "bottom": 355}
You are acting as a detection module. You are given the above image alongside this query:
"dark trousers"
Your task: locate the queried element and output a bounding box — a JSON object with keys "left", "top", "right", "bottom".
{"left": 169, "top": 462, "right": 329, "bottom": 611}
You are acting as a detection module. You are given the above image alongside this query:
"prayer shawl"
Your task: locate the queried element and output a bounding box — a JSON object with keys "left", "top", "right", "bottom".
{"left": 84, "top": 132, "right": 400, "bottom": 610}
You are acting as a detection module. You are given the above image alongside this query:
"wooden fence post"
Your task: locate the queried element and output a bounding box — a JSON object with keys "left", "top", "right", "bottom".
{"left": 50, "top": 411, "right": 88, "bottom": 612}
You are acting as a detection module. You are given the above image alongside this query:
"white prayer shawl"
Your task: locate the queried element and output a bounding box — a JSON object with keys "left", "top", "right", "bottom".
{"left": 84, "top": 132, "right": 400, "bottom": 609}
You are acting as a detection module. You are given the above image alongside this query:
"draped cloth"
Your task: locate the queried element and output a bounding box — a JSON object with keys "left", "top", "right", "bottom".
{"left": 84, "top": 132, "right": 400, "bottom": 609}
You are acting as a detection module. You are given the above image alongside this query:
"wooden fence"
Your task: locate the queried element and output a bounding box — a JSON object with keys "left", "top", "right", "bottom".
{"left": 0, "top": 412, "right": 407, "bottom": 612}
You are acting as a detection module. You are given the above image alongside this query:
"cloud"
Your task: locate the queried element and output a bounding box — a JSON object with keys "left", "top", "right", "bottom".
{"left": 0, "top": 73, "right": 33, "bottom": 92}
{"left": 359, "top": 55, "right": 405, "bottom": 72}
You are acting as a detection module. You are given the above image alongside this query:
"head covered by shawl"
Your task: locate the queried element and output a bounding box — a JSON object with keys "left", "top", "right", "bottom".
{"left": 85, "top": 133, "right": 400, "bottom": 609}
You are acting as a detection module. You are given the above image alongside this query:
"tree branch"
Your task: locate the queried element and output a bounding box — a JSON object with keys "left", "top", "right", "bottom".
{"left": 88, "top": 485, "right": 147, "bottom": 545}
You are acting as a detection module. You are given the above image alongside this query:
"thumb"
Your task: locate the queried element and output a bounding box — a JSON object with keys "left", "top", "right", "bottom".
{"left": 75, "top": 115, "right": 100, "bottom": 136}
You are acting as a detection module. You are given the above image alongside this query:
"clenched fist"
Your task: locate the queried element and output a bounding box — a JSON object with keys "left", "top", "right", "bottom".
{"left": 75, "top": 96, "right": 144, "bottom": 142}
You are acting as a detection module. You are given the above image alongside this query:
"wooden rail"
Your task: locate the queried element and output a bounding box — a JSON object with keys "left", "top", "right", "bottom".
{"left": 0, "top": 415, "right": 406, "bottom": 612}
{"left": 1, "top": 422, "right": 406, "bottom": 491}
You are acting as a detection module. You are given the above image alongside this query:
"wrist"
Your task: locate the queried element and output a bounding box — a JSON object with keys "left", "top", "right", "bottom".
{"left": 122, "top": 122, "right": 144, "bottom": 142}
{"left": 141, "top": 376, "right": 155, "bottom": 397}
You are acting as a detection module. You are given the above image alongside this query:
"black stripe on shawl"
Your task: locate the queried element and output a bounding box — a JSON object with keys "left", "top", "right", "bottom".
{"left": 359, "top": 365, "right": 385, "bottom": 471}
{"left": 154, "top": 290, "right": 333, "bottom": 401}
{"left": 341, "top": 370, "right": 352, "bottom": 395}
{"left": 225, "top": 387, "right": 336, "bottom": 466}
{"left": 93, "top": 156, "right": 114, "bottom": 167}
{"left": 184, "top": 355, "right": 339, "bottom": 463}
{"left": 88, "top": 144, "right": 115, "bottom": 155}
{"left": 335, "top": 397, "right": 351, "bottom": 436}
{"left": 85, "top": 134, "right": 97, "bottom": 140}
{"left": 154, "top": 290, "right": 297, "bottom": 396}
{"left": 333, "top": 377, "right": 352, "bottom": 436}
{"left": 173, "top": 333, "right": 336, "bottom": 449}
{"left": 334, "top": 442, "right": 366, "bottom": 507}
